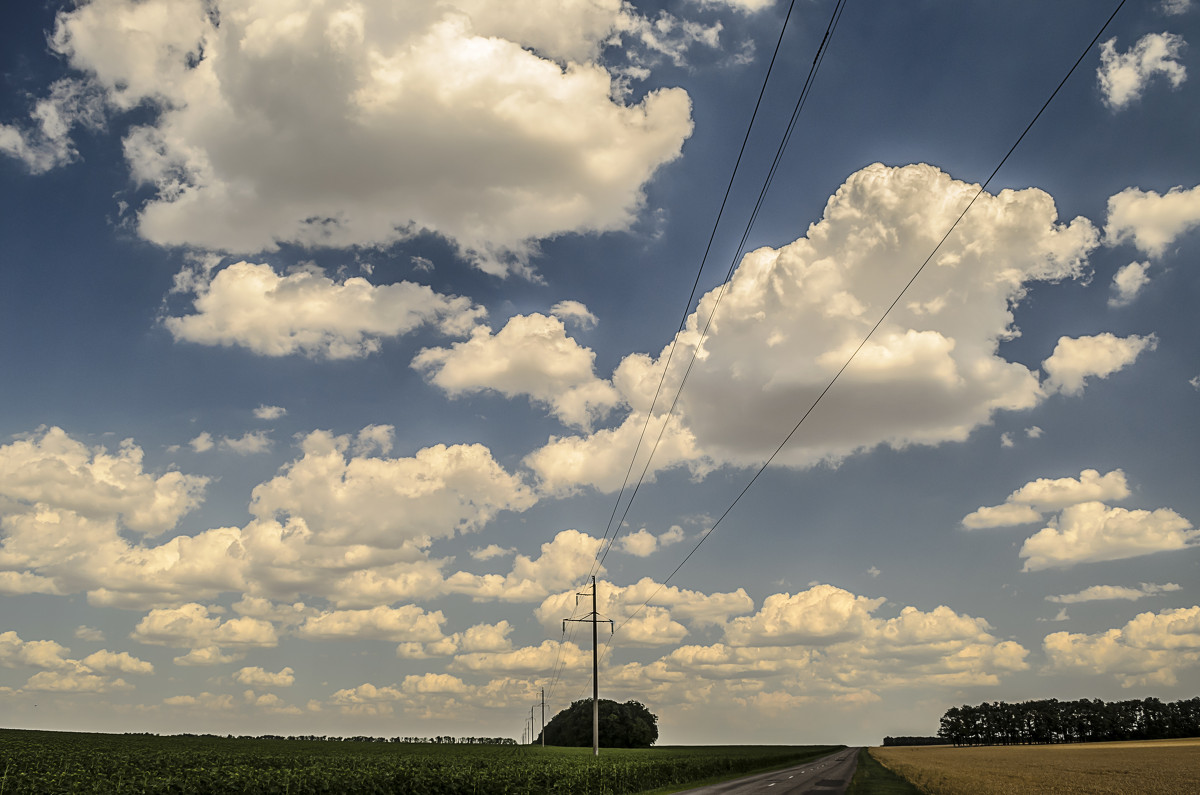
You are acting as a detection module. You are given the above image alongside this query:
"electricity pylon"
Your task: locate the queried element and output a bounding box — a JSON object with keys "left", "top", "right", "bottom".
{"left": 563, "top": 575, "right": 613, "bottom": 756}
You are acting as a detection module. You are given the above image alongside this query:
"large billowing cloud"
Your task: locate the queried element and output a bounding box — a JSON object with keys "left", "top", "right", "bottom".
{"left": 529, "top": 163, "right": 1102, "bottom": 490}
{"left": 2, "top": 0, "right": 703, "bottom": 274}
{"left": 1097, "top": 32, "right": 1188, "bottom": 111}
{"left": 165, "top": 262, "right": 485, "bottom": 359}
{"left": 1044, "top": 606, "right": 1200, "bottom": 687}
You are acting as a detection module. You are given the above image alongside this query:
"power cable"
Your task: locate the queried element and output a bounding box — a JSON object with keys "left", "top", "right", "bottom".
{"left": 599, "top": 0, "right": 1128, "bottom": 660}
{"left": 584, "top": 0, "right": 806, "bottom": 583}
{"left": 596, "top": 0, "right": 848, "bottom": 573}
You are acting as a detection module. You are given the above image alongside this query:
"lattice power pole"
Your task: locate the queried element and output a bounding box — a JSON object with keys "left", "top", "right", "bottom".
{"left": 563, "top": 575, "right": 613, "bottom": 756}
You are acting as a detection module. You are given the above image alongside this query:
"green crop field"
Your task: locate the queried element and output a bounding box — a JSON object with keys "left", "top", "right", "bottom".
{"left": 0, "top": 729, "right": 841, "bottom": 794}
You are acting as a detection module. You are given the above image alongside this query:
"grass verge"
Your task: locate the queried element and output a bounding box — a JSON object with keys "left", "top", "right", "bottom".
{"left": 845, "top": 747, "right": 923, "bottom": 794}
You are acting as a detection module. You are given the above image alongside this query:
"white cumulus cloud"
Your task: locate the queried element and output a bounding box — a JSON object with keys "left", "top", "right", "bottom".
{"left": 166, "top": 262, "right": 485, "bottom": 359}
{"left": 1106, "top": 183, "right": 1200, "bottom": 258}
{"left": 1097, "top": 32, "right": 1187, "bottom": 110}
{"left": 1042, "top": 333, "right": 1157, "bottom": 396}
{"left": 23, "top": 0, "right": 701, "bottom": 274}
{"left": 1109, "top": 261, "right": 1152, "bottom": 307}
{"left": 1020, "top": 501, "right": 1197, "bottom": 571}
{"left": 1047, "top": 582, "right": 1181, "bottom": 604}
{"left": 962, "top": 468, "right": 1130, "bottom": 530}
{"left": 413, "top": 313, "right": 620, "bottom": 429}
{"left": 526, "top": 163, "right": 1100, "bottom": 491}
{"left": 1044, "top": 606, "right": 1200, "bottom": 687}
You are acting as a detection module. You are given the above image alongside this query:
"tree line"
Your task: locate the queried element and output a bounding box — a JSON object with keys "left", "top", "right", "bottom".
{"left": 937, "top": 696, "right": 1200, "bottom": 746}
{"left": 162, "top": 733, "right": 516, "bottom": 745}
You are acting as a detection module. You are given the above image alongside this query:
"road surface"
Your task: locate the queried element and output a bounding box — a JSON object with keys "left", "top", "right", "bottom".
{"left": 674, "top": 748, "right": 861, "bottom": 795}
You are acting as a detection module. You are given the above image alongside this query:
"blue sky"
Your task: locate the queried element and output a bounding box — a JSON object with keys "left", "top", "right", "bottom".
{"left": 1, "top": 0, "right": 1198, "bottom": 746}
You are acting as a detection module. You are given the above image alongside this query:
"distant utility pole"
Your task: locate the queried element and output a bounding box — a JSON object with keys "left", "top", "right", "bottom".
{"left": 540, "top": 688, "right": 545, "bottom": 748}
{"left": 563, "top": 575, "right": 613, "bottom": 756}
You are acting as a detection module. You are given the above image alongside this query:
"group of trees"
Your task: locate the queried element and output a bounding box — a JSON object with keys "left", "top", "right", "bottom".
{"left": 536, "top": 699, "right": 659, "bottom": 748}
{"left": 938, "top": 697, "right": 1200, "bottom": 746}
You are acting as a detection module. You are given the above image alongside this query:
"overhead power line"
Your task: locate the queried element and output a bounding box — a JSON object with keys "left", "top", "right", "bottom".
{"left": 593, "top": 0, "right": 849, "bottom": 574}
{"left": 600, "top": 0, "right": 1129, "bottom": 657}
{"left": 547, "top": 0, "right": 823, "bottom": 709}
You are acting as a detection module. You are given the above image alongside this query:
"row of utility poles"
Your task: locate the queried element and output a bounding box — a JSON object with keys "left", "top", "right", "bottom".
{"left": 521, "top": 576, "right": 613, "bottom": 755}
{"left": 521, "top": 688, "right": 545, "bottom": 746}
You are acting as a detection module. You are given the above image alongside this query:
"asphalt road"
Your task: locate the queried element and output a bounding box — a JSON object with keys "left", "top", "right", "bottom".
{"left": 673, "top": 748, "right": 862, "bottom": 795}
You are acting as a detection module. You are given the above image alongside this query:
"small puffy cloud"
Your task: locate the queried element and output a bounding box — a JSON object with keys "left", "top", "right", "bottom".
{"left": 250, "top": 429, "right": 536, "bottom": 549}
{"left": 189, "top": 432, "right": 215, "bottom": 453}
{"left": 25, "top": 670, "right": 130, "bottom": 693}
{"left": 352, "top": 425, "right": 394, "bottom": 457}
{"left": 1106, "top": 183, "right": 1200, "bottom": 258}
{"left": 131, "top": 603, "right": 279, "bottom": 655}
{"left": 725, "top": 585, "right": 886, "bottom": 646}
{"left": 1021, "top": 501, "right": 1198, "bottom": 571}
{"left": 32, "top": 0, "right": 699, "bottom": 274}
{"left": 1026, "top": 426, "right": 1043, "bottom": 439}
{"left": 163, "top": 692, "right": 237, "bottom": 711}
{"left": 867, "top": 566, "right": 881, "bottom": 578}
{"left": 0, "top": 631, "right": 73, "bottom": 671}
{"left": 80, "top": 649, "right": 154, "bottom": 675}
{"left": 469, "top": 544, "right": 514, "bottom": 561}
{"left": 1044, "top": 606, "right": 1200, "bottom": 687}
{"left": 0, "top": 426, "right": 208, "bottom": 536}
{"left": 447, "top": 529, "right": 604, "bottom": 602}
{"left": 253, "top": 405, "right": 287, "bottom": 421}
{"left": 296, "top": 605, "right": 446, "bottom": 643}
{"left": 526, "top": 163, "right": 1099, "bottom": 490}
{"left": 414, "top": 313, "right": 620, "bottom": 429}
{"left": 165, "top": 262, "right": 485, "bottom": 359}
{"left": 74, "top": 626, "right": 105, "bottom": 642}
{"left": 615, "top": 525, "right": 686, "bottom": 557}
{"left": 1048, "top": 582, "right": 1181, "bottom": 604}
{"left": 173, "top": 647, "right": 242, "bottom": 667}
{"left": 1161, "top": 0, "right": 1193, "bottom": 13}
{"left": 1000, "top": 433, "right": 1014, "bottom": 448}
{"left": 1038, "top": 608, "right": 1071, "bottom": 623}
{"left": 618, "top": 529, "right": 659, "bottom": 557}
{"left": 451, "top": 639, "right": 588, "bottom": 675}
{"left": 1097, "top": 33, "right": 1187, "bottom": 110}
{"left": 1191, "top": 375, "right": 1200, "bottom": 390}
{"left": 551, "top": 301, "right": 598, "bottom": 329}
{"left": 1109, "top": 262, "right": 1152, "bottom": 307}
{"left": 1042, "top": 333, "right": 1156, "bottom": 396}
{"left": 220, "top": 431, "right": 272, "bottom": 456}
{"left": 962, "top": 468, "right": 1130, "bottom": 530}
{"left": 0, "top": 78, "right": 104, "bottom": 174}
{"left": 234, "top": 666, "right": 295, "bottom": 688}
{"left": 690, "top": 0, "right": 776, "bottom": 11}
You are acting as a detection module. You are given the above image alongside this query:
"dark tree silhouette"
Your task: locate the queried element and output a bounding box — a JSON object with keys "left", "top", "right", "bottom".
{"left": 937, "top": 696, "right": 1200, "bottom": 746}
{"left": 536, "top": 699, "right": 658, "bottom": 748}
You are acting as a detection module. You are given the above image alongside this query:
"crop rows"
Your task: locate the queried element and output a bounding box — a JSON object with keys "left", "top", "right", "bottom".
{"left": 0, "top": 729, "right": 840, "bottom": 794}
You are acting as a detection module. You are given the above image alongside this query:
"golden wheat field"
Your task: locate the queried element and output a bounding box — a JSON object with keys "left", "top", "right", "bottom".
{"left": 869, "top": 738, "right": 1200, "bottom": 795}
